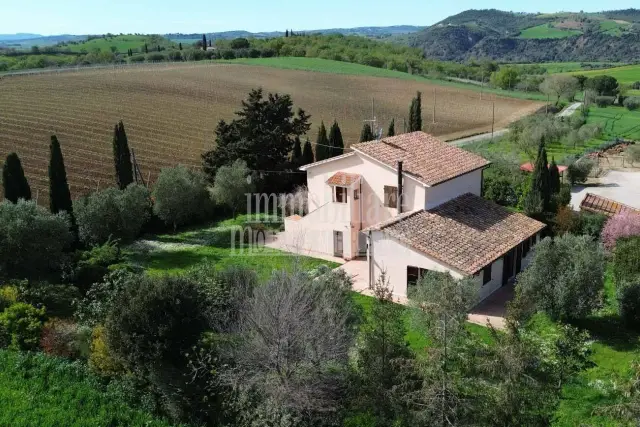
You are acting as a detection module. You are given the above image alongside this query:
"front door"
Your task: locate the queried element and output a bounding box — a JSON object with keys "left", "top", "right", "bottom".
{"left": 333, "top": 231, "right": 343, "bottom": 258}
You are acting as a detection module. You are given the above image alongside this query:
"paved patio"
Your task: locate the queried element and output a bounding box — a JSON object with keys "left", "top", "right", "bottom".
{"left": 264, "top": 232, "right": 346, "bottom": 265}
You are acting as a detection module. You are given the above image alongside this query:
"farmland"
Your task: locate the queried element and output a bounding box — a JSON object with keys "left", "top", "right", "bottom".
{"left": 518, "top": 23, "right": 582, "bottom": 39}
{"left": 62, "top": 35, "right": 174, "bottom": 53}
{"left": 0, "top": 60, "right": 541, "bottom": 203}
{"left": 566, "top": 64, "right": 640, "bottom": 91}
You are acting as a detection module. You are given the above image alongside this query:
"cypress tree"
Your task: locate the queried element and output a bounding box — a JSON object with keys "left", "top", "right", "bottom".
{"left": 531, "top": 142, "right": 551, "bottom": 212}
{"left": 157, "top": 45, "right": 161, "bottom": 52}
{"left": 202, "top": 34, "right": 207, "bottom": 51}
{"left": 302, "top": 138, "right": 315, "bottom": 165}
{"left": 388, "top": 119, "right": 395, "bottom": 137}
{"left": 48, "top": 135, "right": 73, "bottom": 214}
{"left": 328, "top": 121, "right": 344, "bottom": 157}
{"left": 286, "top": 29, "right": 289, "bottom": 38}
{"left": 144, "top": 43, "right": 148, "bottom": 54}
{"left": 360, "top": 123, "right": 375, "bottom": 142}
{"left": 549, "top": 157, "right": 560, "bottom": 195}
{"left": 314, "top": 122, "right": 330, "bottom": 161}
{"left": 292, "top": 136, "right": 302, "bottom": 164}
{"left": 179, "top": 42, "right": 182, "bottom": 51}
{"left": 113, "top": 121, "right": 134, "bottom": 190}
{"left": 409, "top": 91, "right": 422, "bottom": 132}
{"left": 2, "top": 152, "right": 31, "bottom": 203}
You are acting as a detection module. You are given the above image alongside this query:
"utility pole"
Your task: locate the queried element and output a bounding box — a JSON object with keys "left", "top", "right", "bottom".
{"left": 363, "top": 97, "right": 378, "bottom": 138}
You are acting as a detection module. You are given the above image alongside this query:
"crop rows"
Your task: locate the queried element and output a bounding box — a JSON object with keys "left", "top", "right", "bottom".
{"left": 0, "top": 62, "right": 541, "bottom": 204}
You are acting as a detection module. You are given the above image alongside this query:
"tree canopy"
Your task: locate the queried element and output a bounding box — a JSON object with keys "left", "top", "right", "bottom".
{"left": 2, "top": 153, "right": 31, "bottom": 203}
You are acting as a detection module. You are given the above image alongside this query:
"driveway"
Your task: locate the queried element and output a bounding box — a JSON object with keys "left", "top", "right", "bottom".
{"left": 571, "top": 170, "right": 640, "bottom": 211}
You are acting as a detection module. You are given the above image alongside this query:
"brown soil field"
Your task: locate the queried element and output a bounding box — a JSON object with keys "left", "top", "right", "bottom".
{"left": 0, "top": 62, "right": 542, "bottom": 203}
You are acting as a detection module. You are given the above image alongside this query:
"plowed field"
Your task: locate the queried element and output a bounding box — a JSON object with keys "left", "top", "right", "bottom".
{"left": 0, "top": 62, "right": 541, "bottom": 203}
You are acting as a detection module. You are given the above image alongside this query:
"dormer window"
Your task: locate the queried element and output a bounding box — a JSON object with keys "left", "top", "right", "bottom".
{"left": 334, "top": 187, "right": 347, "bottom": 203}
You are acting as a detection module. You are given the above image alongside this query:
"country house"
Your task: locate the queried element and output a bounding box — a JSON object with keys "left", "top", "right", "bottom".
{"left": 283, "top": 131, "right": 546, "bottom": 301}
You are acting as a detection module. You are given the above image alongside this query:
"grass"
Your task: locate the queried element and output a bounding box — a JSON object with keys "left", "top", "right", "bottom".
{"left": 227, "top": 57, "right": 549, "bottom": 101}
{"left": 567, "top": 64, "right": 640, "bottom": 85}
{"left": 125, "top": 215, "right": 337, "bottom": 282}
{"left": 65, "top": 35, "right": 174, "bottom": 54}
{"left": 518, "top": 24, "right": 582, "bottom": 39}
{"left": 599, "top": 20, "right": 630, "bottom": 36}
{"left": 0, "top": 350, "right": 176, "bottom": 426}
{"left": 586, "top": 105, "right": 640, "bottom": 140}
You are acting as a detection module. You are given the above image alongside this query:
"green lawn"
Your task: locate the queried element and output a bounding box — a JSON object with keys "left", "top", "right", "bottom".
{"left": 536, "top": 62, "right": 626, "bottom": 74}
{"left": 567, "top": 64, "right": 640, "bottom": 86}
{"left": 125, "top": 215, "right": 337, "bottom": 281}
{"left": 0, "top": 351, "right": 176, "bottom": 426}
{"left": 586, "top": 105, "right": 640, "bottom": 140}
{"left": 65, "top": 35, "right": 175, "bottom": 53}
{"left": 518, "top": 24, "right": 582, "bottom": 39}
{"left": 226, "top": 57, "right": 548, "bottom": 101}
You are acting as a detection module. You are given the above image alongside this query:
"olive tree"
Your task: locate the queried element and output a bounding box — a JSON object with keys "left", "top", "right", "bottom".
{"left": 539, "top": 75, "right": 580, "bottom": 105}
{"left": 74, "top": 184, "right": 150, "bottom": 245}
{"left": 152, "top": 165, "right": 212, "bottom": 231}
{"left": 209, "top": 159, "right": 254, "bottom": 218}
{"left": 0, "top": 200, "right": 72, "bottom": 278}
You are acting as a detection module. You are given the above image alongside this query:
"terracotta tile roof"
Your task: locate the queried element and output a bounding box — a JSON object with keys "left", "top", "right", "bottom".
{"left": 520, "top": 162, "right": 568, "bottom": 173}
{"left": 326, "top": 172, "right": 361, "bottom": 186}
{"left": 351, "top": 131, "right": 490, "bottom": 186}
{"left": 580, "top": 193, "right": 640, "bottom": 217}
{"left": 298, "top": 152, "right": 355, "bottom": 170}
{"left": 368, "top": 193, "right": 546, "bottom": 275}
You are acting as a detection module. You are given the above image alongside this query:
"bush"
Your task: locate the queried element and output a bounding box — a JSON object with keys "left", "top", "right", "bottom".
{"left": 618, "top": 280, "right": 640, "bottom": 331}
{"left": 626, "top": 145, "right": 640, "bottom": 165}
{"left": 221, "top": 49, "right": 236, "bottom": 60}
{"left": 613, "top": 237, "right": 640, "bottom": 285}
{"left": 0, "top": 302, "right": 46, "bottom": 351}
{"left": 573, "top": 212, "right": 607, "bottom": 239}
{"left": 0, "top": 200, "right": 72, "bottom": 278}
{"left": 513, "top": 234, "right": 605, "bottom": 322}
{"left": 75, "top": 184, "right": 151, "bottom": 245}
{"left": 152, "top": 165, "right": 212, "bottom": 231}
{"left": 632, "top": 81, "right": 640, "bottom": 90}
{"left": 128, "top": 54, "right": 146, "bottom": 63}
{"left": 623, "top": 97, "right": 640, "bottom": 111}
{"left": 89, "top": 325, "right": 125, "bottom": 376}
{"left": 145, "top": 52, "right": 166, "bottom": 62}
{"left": 18, "top": 282, "right": 80, "bottom": 318}
{"left": 73, "top": 239, "right": 122, "bottom": 291}
{"left": 602, "top": 213, "right": 640, "bottom": 250}
{"left": 0, "top": 286, "right": 18, "bottom": 312}
{"left": 595, "top": 96, "right": 616, "bottom": 107}
{"left": 166, "top": 50, "right": 182, "bottom": 61}
{"left": 484, "top": 175, "right": 519, "bottom": 207}
{"left": 567, "top": 158, "right": 595, "bottom": 185}
{"left": 40, "top": 318, "right": 85, "bottom": 359}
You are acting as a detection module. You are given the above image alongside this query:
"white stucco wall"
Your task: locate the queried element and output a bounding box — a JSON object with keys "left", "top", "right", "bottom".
{"left": 425, "top": 169, "right": 483, "bottom": 210}
{"left": 305, "top": 153, "right": 426, "bottom": 229}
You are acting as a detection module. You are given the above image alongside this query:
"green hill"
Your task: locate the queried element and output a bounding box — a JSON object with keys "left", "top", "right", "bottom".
{"left": 59, "top": 34, "right": 175, "bottom": 54}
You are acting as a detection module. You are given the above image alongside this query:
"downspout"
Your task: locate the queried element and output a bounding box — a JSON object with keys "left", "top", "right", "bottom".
{"left": 397, "top": 161, "right": 403, "bottom": 215}
{"left": 367, "top": 230, "right": 373, "bottom": 289}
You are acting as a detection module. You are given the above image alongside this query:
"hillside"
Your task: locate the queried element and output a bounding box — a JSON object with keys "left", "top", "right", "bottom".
{"left": 410, "top": 8, "right": 640, "bottom": 62}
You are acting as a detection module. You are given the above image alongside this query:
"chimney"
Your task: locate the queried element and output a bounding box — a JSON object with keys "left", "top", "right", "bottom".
{"left": 397, "top": 161, "right": 403, "bottom": 215}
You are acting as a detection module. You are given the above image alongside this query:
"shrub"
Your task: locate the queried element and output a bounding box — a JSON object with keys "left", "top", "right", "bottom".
{"left": 623, "top": 97, "right": 640, "bottom": 111}
{"left": 40, "top": 318, "right": 84, "bottom": 358}
{"left": 626, "top": 145, "right": 640, "bottom": 165}
{"left": 221, "top": 49, "right": 236, "bottom": 60}
{"left": 0, "top": 200, "right": 72, "bottom": 278}
{"left": 0, "top": 302, "right": 46, "bottom": 351}
{"left": 602, "top": 213, "right": 640, "bottom": 250}
{"left": 595, "top": 96, "right": 615, "bottom": 107}
{"left": 167, "top": 50, "right": 182, "bottom": 61}
{"left": 73, "top": 239, "right": 122, "bottom": 291}
{"left": 145, "top": 52, "right": 166, "bottom": 62}
{"left": 128, "top": 54, "right": 146, "bottom": 63}
{"left": 613, "top": 237, "right": 640, "bottom": 285}
{"left": 632, "top": 81, "right": 640, "bottom": 90}
{"left": 513, "top": 234, "right": 605, "bottom": 322}
{"left": 484, "top": 175, "right": 519, "bottom": 207}
{"left": 75, "top": 184, "right": 151, "bottom": 245}
{"left": 567, "top": 158, "right": 595, "bottom": 185}
{"left": 573, "top": 212, "right": 607, "bottom": 239}
{"left": 18, "top": 282, "right": 80, "bottom": 318}
{"left": 152, "top": 165, "right": 212, "bottom": 231}
{"left": 618, "top": 279, "right": 640, "bottom": 331}
{"left": 89, "top": 325, "right": 125, "bottom": 376}
{"left": 0, "top": 286, "right": 18, "bottom": 312}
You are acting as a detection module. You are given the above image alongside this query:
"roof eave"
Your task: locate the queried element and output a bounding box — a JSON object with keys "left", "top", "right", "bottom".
{"left": 298, "top": 152, "right": 356, "bottom": 171}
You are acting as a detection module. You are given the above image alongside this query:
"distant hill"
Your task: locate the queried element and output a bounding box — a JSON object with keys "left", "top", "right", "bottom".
{"left": 167, "top": 25, "right": 423, "bottom": 42}
{"left": 409, "top": 8, "right": 640, "bottom": 62}
{"left": 0, "top": 34, "right": 85, "bottom": 48}
{"left": 0, "top": 33, "right": 43, "bottom": 41}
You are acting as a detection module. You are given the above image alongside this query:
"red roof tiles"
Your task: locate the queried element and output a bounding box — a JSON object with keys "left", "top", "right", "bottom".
{"left": 580, "top": 193, "right": 640, "bottom": 217}
{"left": 368, "top": 193, "right": 546, "bottom": 275}
{"left": 351, "top": 131, "right": 490, "bottom": 186}
{"left": 326, "top": 172, "right": 361, "bottom": 186}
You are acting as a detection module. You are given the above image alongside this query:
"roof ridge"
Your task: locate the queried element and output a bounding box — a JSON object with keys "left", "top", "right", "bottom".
{"left": 364, "top": 209, "right": 424, "bottom": 232}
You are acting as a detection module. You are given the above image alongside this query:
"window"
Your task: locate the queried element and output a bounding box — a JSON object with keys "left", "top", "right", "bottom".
{"left": 482, "top": 264, "right": 492, "bottom": 285}
{"left": 354, "top": 189, "right": 360, "bottom": 200}
{"left": 384, "top": 186, "right": 397, "bottom": 208}
{"left": 334, "top": 186, "right": 347, "bottom": 203}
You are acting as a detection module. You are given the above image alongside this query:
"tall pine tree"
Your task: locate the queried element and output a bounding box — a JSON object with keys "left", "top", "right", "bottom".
{"left": 531, "top": 142, "right": 551, "bottom": 212}
{"left": 328, "top": 121, "right": 344, "bottom": 157}
{"left": 409, "top": 91, "right": 422, "bottom": 132}
{"left": 112, "top": 121, "right": 134, "bottom": 190}
{"left": 360, "top": 123, "right": 375, "bottom": 142}
{"left": 301, "top": 138, "right": 315, "bottom": 165}
{"left": 549, "top": 157, "right": 560, "bottom": 195}
{"left": 2, "top": 152, "right": 31, "bottom": 203}
{"left": 387, "top": 119, "right": 395, "bottom": 137}
{"left": 49, "top": 135, "right": 78, "bottom": 244}
{"left": 314, "top": 122, "right": 330, "bottom": 161}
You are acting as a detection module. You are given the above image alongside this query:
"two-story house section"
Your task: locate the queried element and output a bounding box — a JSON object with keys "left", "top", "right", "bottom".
{"left": 283, "top": 132, "right": 545, "bottom": 301}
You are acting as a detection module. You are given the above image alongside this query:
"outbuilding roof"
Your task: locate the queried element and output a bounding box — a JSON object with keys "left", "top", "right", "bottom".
{"left": 326, "top": 172, "right": 361, "bottom": 186}
{"left": 580, "top": 193, "right": 640, "bottom": 217}
{"left": 351, "top": 132, "right": 490, "bottom": 186}
{"left": 366, "top": 193, "right": 546, "bottom": 275}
